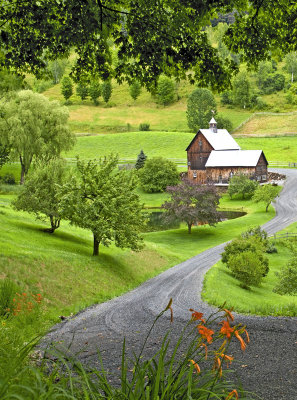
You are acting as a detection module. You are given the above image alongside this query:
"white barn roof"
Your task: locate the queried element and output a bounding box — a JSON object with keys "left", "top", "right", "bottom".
{"left": 200, "top": 129, "right": 240, "bottom": 150}
{"left": 205, "top": 150, "right": 264, "bottom": 167}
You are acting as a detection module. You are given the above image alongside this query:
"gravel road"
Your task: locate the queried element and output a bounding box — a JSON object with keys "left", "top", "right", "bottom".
{"left": 45, "top": 169, "right": 297, "bottom": 400}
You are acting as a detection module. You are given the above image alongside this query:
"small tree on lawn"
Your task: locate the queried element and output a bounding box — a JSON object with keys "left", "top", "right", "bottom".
{"left": 228, "top": 174, "right": 258, "bottom": 199}
{"left": 76, "top": 79, "right": 89, "bottom": 101}
{"left": 102, "top": 80, "right": 112, "bottom": 103}
{"left": 59, "top": 155, "right": 144, "bottom": 256}
{"left": 61, "top": 76, "right": 73, "bottom": 103}
{"left": 135, "top": 150, "right": 147, "bottom": 170}
{"left": 253, "top": 184, "right": 279, "bottom": 212}
{"left": 12, "top": 159, "right": 68, "bottom": 233}
{"left": 162, "top": 180, "right": 221, "bottom": 234}
{"left": 89, "top": 80, "right": 101, "bottom": 105}
{"left": 130, "top": 80, "right": 141, "bottom": 101}
{"left": 139, "top": 157, "right": 180, "bottom": 193}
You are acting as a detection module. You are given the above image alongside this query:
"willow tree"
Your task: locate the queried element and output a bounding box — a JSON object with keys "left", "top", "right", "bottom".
{"left": 0, "top": 90, "right": 75, "bottom": 183}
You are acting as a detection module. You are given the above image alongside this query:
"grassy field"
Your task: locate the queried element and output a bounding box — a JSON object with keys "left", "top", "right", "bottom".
{"left": 0, "top": 189, "right": 275, "bottom": 338}
{"left": 202, "top": 238, "right": 297, "bottom": 316}
{"left": 234, "top": 113, "right": 297, "bottom": 136}
{"left": 63, "top": 131, "right": 297, "bottom": 164}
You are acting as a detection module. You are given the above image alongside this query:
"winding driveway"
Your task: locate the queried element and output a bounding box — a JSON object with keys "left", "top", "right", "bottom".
{"left": 46, "top": 169, "right": 297, "bottom": 400}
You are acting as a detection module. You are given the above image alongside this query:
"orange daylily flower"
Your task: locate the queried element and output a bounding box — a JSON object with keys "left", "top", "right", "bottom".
{"left": 200, "top": 342, "right": 208, "bottom": 359}
{"left": 226, "top": 389, "right": 239, "bottom": 399}
{"left": 189, "top": 359, "right": 201, "bottom": 374}
{"left": 165, "top": 298, "right": 173, "bottom": 322}
{"left": 221, "top": 353, "right": 234, "bottom": 368}
{"left": 213, "top": 356, "right": 222, "bottom": 377}
{"left": 220, "top": 320, "right": 234, "bottom": 339}
{"left": 224, "top": 308, "right": 234, "bottom": 321}
{"left": 235, "top": 330, "right": 246, "bottom": 351}
{"left": 197, "top": 324, "right": 214, "bottom": 343}
{"left": 189, "top": 309, "right": 206, "bottom": 323}
{"left": 244, "top": 329, "right": 250, "bottom": 343}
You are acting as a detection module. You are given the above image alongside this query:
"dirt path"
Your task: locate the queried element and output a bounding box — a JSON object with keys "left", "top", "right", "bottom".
{"left": 45, "top": 169, "right": 297, "bottom": 400}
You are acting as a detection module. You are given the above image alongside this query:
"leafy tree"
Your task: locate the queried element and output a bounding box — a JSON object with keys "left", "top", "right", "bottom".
{"left": 253, "top": 184, "right": 279, "bottom": 212}
{"left": 61, "top": 76, "right": 73, "bottom": 103}
{"left": 135, "top": 150, "right": 147, "bottom": 170}
{"left": 220, "top": 91, "right": 233, "bottom": 106}
{"left": 13, "top": 159, "right": 68, "bottom": 233}
{"left": 89, "top": 80, "right": 101, "bottom": 105}
{"left": 187, "top": 88, "right": 217, "bottom": 132}
{"left": 76, "top": 80, "right": 89, "bottom": 101}
{"left": 256, "top": 61, "right": 273, "bottom": 89}
{"left": 228, "top": 251, "right": 267, "bottom": 290}
{"left": 221, "top": 235, "right": 269, "bottom": 277}
{"left": 157, "top": 76, "right": 175, "bottom": 106}
{"left": 162, "top": 180, "right": 221, "bottom": 234}
{"left": 48, "top": 59, "right": 67, "bottom": 84}
{"left": 228, "top": 174, "right": 259, "bottom": 199}
{"left": 139, "top": 157, "right": 180, "bottom": 193}
{"left": 0, "top": 70, "right": 25, "bottom": 94}
{"left": 285, "top": 52, "right": 297, "bottom": 83}
{"left": 0, "top": 145, "right": 10, "bottom": 169}
{"left": 215, "top": 114, "right": 233, "bottom": 132}
{"left": 0, "top": 90, "right": 75, "bottom": 184}
{"left": 273, "top": 255, "right": 297, "bottom": 295}
{"left": 232, "top": 72, "right": 250, "bottom": 108}
{"left": 130, "top": 80, "right": 141, "bottom": 101}
{"left": 102, "top": 80, "right": 112, "bottom": 103}
{"left": 59, "top": 156, "right": 144, "bottom": 256}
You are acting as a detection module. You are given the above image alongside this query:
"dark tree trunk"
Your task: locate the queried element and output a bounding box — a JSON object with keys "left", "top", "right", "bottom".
{"left": 266, "top": 203, "right": 269, "bottom": 212}
{"left": 187, "top": 223, "right": 192, "bottom": 234}
{"left": 20, "top": 162, "right": 26, "bottom": 185}
{"left": 93, "top": 234, "right": 100, "bottom": 256}
{"left": 44, "top": 216, "right": 60, "bottom": 233}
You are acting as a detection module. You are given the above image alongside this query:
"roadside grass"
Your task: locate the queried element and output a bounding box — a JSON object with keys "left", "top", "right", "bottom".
{"left": 202, "top": 241, "right": 297, "bottom": 316}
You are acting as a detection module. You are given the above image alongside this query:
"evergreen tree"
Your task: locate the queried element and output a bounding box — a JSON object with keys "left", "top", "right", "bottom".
{"left": 130, "top": 80, "right": 141, "bottom": 101}
{"left": 102, "top": 80, "right": 112, "bottom": 103}
{"left": 76, "top": 80, "right": 89, "bottom": 101}
{"left": 61, "top": 76, "right": 73, "bottom": 103}
{"left": 135, "top": 150, "right": 147, "bottom": 169}
{"left": 89, "top": 80, "right": 101, "bottom": 105}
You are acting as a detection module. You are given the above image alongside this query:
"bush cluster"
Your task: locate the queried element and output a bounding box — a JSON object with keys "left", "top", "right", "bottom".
{"left": 0, "top": 173, "right": 16, "bottom": 185}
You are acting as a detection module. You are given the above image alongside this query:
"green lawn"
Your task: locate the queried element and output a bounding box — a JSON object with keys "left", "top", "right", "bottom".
{"left": 202, "top": 240, "right": 297, "bottom": 316}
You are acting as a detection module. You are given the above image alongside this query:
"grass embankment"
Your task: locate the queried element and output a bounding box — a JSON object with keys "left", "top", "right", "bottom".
{"left": 0, "top": 189, "right": 274, "bottom": 339}
{"left": 202, "top": 222, "right": 297, "bottom": 317}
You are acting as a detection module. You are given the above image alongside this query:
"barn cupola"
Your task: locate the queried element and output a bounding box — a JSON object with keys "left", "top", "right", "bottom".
{"left": 209, "top": 117, "right": 217, "bottom": 133}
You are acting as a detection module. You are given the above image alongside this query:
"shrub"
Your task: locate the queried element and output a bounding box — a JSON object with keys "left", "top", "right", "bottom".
{"left": 89, "top": 80, "right": 101, "bottom": 105}
{"left": 139, "top": 157, "right": 180, "bottom": 193}
{"left": 273, "top": 256, "right": 297, "bottom": 295}
{"left": 76, "top": 80, "right": 89, "bottom": 101}
{"left": 139, "top": 123, "right": 150, "bottom": 131}
{"left": 216, "top": 114, "right": 233, "bottom": 132}
{"left": 2, "top": 173, "right": 15, "bottom": 185}
{"left": 228, "top": 250, "right": 267, "bottom": 289}
{"left": 222, "top": 236, "right": 269, "bottom": 277}
{"left": 129, "top": 80, "right": 141, "bottom": 101}
{"left": 220, "top": 91, "right": 233, "bottom": 105}
{"left": 228, "top": 174, "right": 259, "bottom": 199}
{"left": 156, "top": 75, "right": 175, "bottom": 106}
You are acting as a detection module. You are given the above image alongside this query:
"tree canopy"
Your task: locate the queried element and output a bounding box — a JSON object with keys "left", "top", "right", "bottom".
{"left": 162, "top": 180, "right": 221, "bottom": 234}
{"left": 2, "top": 1, "right": 296, "bottom": 91}
{"left": 0, "top": 90, "right": 75, "bottom": 183}
{"left": 59, "top": 155, "right": 144, "bottom": 256}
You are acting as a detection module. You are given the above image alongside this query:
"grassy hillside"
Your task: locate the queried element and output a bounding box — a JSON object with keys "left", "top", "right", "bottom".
{"left": 0, "top": 190, "right": 275, "bottom": 334}
{"left": 234, "top": 113, "right": 297, "bottom": 136}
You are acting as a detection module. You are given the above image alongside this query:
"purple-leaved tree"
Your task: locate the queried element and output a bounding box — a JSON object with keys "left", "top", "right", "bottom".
{"left": 162, "top": 180, "right": 221, "bottom": 234}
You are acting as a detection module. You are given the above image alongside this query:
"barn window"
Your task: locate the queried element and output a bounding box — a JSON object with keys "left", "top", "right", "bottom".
{"left": 193, "top": 172, "right": 197, "bottom": 178}
{"left": 199, "top": 139, "right": 202, "bottom": 149}
{"left": 262, "top": 175, "right": 267, "bottom": 181}
{"left": 188, "top": 161, "right": 191, "bottom": 166}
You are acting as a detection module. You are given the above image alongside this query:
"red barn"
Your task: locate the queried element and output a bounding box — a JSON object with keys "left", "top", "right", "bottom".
{"left": 186, "top": 118, "right": 268, "bottom": 184}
